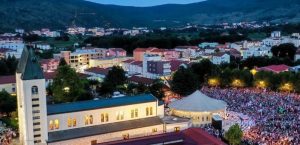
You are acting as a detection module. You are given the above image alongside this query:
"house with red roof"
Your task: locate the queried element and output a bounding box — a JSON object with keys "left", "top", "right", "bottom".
{"left": 256, "top": 64, "right": 290, "bottom": 73}
{"left": 40, "top": 58, "right": 60, "bottom": 72}
{"left": 133, "top": 47, "right": 179, "bottom": 61}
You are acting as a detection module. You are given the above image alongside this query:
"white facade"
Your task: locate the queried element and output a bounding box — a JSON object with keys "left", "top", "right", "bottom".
{"left": 17, "top": 76, "right": 48, "bottom": 145}
{"left": 211, "top": 53, "right": 230, "bottom": 65}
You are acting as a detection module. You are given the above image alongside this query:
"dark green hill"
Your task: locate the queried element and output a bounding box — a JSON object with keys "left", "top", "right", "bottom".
{"left": 1, "top": 0, "right": 300, "bottom": 31}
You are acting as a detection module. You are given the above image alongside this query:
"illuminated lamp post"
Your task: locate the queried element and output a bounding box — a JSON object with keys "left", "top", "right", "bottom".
{"left": 208, "top": 78, "right": 220, "bottom": 87}
{"left": 280, "top": 83, "right": 293, "bottom": 92}
{"left": 232, "top": 79, "right": 243, "bottom": 88}
{"left": 250, "top": 69, "right": 257, "bottom": 76}
{"left": 257, "top": 81, "right": 267, "bottom": 89}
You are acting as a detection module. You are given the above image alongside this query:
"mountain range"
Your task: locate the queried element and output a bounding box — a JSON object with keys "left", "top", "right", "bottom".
{"left": 1, "top": 0, "right": 300, "bottom": 31}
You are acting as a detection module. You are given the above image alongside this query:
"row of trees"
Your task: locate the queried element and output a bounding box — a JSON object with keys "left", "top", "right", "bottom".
{"left": 97, "top": 66, "right": 165, "bottom": 100}
{"left": 171, "top": 58, "right": 300, "bottom": 96}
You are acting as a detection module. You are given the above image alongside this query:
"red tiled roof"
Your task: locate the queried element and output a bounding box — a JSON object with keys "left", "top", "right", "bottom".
{"left": 85, "top": 67, "right": 110, "bottom": 75}
{"left": 40, "top": 59, "right": 59, "bottom": 65}
{"left": 109, "top": 48, "right": 126, "bottom": 52}
{"left": 128, "top": 76, "right": 155, "bottom": 85}
{"left": 131, "top": 61, "right": 143, "bottom": 66}
{"left": 0, "top": 72, "right": 90, "bottom": 85}
{"left": 257, "top": 64, "right": 290, "bottom": 73}
{"left": 98, "top": 128, "right": 225, "bottom": 145}
{"left": 123, "top": 59, "right": 135, "bottom": 63}
{"left": 0, "top": 75, "right": 15, "bottom": 84}
{"left": 170, "top": 60, "right": 189, "bottom": 71}
{"left": 183, "top": 128, "right": 226, "bottom": 145}
{"left": 44, "top": 72, "right": 57, "bottom": 80}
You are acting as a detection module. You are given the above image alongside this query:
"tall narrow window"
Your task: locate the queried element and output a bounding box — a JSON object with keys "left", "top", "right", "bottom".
{"left": 32, "top": 86, "right": 38, "bottom": 95}
{"left": 67, "top": 118, "right": 72, "bottom": 127}
{"left": 49, "top": 120, "right": 54, "bottom": 130}
{"left": 105, "top": 113, "right": 109, "bottom": 122}
{"left": 73, "top": 119, "right": 76, "bottom": 127}
{"left": 146, "top": 107, "right": 149, "bottom": 116}
{"left": 135, "top": 109, "right": 138, "bottom": 118}
{"left": 54, "top": 119, "right": 59, "bottom": 129}
{"left": 85, "top": 116, "right": 89, "bottom": 125}
{"left": 131, "top": 110, "right": 134, "bottom": 118}
{"left": 101, "top": 114, "right": 104, "bottom": 122}
{"left": 150, "top": 107, "right": 153, "bottom": 115}
{"left": 89, "top": 115, "right": 93, "bottom": 124}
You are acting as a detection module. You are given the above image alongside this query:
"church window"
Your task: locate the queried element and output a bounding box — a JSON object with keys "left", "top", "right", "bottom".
{"left": 73, "top": 119, "right": 76, "bottom": 127}
{"left": 150, "top": 107, "right": 153, "bottom": 115}
{"left": 89, "top": 115, "right": 93, "bottom": 124}
{"left": 135, "top": 109, "right": 138, "bottom": 117}
{"left": 49, "top": 120, "right": 54, "bottom": 130}
{"left": 146, "top": 107, "right": 149, "bottom": 116}
{"left": 54, "top": 119, "right": 59, "bottom": 129}
{"left": 32, "top": 86, "right": 38, "bottom": 95}
{"left": 67, "top": 118, "right": 72, "bottom": 127}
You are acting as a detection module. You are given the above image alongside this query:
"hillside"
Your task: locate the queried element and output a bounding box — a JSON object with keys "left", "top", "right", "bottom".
{"left": 1, "top": 0, "right": 300, "bottom": 31}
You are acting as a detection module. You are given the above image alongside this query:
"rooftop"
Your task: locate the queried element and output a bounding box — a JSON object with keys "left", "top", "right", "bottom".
{"left": 85, "top": 67, "right": 110, "bottom": 75}
{"left": 99, "top": 128, "right": 225, "bottom": 145}
{"left": 16, "top": 46, "right": 44, "bottom": 80}
{"left": 48, "top": 116, "right": 163, "bottom": 143}
{"left": 47, "top": 94, "right": 157, "bottom": 115}
{"left": 257, "top": 64, "right": 290, "bottom": 73}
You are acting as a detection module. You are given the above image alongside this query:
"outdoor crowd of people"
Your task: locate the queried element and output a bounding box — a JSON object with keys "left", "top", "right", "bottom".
{"left": 0, "top": 124, "right": 16, "bottom": 145}
{"left": 201, "top": 87, "right": 300, "bottom": 145}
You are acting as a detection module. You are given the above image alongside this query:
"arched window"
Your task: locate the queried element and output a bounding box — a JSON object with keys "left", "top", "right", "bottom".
{"left": 85, "top": 116, "right": 89, "bottom": 125}
{"left": 89, "top": 115, "right": 93, "bottom": 124}
{"left": 73, "top": 119, "right": 76, "bottom": 127}
{"left": 32, "top": 86, "right": 38, "bottom": 95}
{"left": 67, "top": 118, "right": 72, "bottom": 127}
{"left": 150, "top": 107, "right": 153, "bottom": 115}
{"left": 49, "top": 120, "right": 54, "bottom": 130}
{"left": 54, "top": 119, "right": 59, "bottom": 129}
{"left": 146, "top": 107, "right": 149, "bottom": 116}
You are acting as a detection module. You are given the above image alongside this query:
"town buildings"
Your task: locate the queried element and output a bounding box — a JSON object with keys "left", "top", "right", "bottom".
{"left": 16, "top": 47, "right": 193, "bottom": 145}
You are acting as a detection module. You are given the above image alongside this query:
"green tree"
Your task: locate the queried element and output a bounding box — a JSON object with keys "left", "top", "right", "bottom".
{"left": 104, "top": 66, "right": 127, "bottom": 88}
{"left": 149, "top": 79, "right": 165, "bottom": 100}
{"left": 271, "top": 43, "right": 297, "bottom": 60}
{"left": 171, "top": 67, "right": 199, "bottom": 96}
{"left": 58, "top": 58, "right": 67, "bottom": 66}
{"left": 225, "top": 124, "right": 243, "bottom": 145}
{"left": 191, "top": 59, "right": 217, "bottom": 84}
{"left": 52, "top": 65, "right": 86, "bottom": 103}
{"left": 0, "top": 90, "right": 17, "bottom": 116}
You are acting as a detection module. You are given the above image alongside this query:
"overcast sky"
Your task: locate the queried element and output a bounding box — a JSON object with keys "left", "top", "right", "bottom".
{"left": 86, "top": 0, "right": 205, "bottom": 7}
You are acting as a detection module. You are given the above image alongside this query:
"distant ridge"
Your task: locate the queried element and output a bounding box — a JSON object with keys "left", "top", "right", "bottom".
{"left": 1, "top": 0, "right": 300, "bottom": 31}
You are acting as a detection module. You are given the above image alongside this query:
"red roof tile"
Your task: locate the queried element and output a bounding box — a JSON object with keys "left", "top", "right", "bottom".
{"left": 128, "top": 76, "right": 155, "bottom": 85}
{"left": 257, "top": 64, "right": 290, "bottom": 73}
{"left": 183, "top": 128, "right": 226, "bottom": 145}
{"left": 0, "top": 75, "right": 15, "bottom": 84}
{"left": 85, "top": 67, "right": 110, "bottom": 75}
{"left": 170, "top": 60, "right": 189, "bottom": 71}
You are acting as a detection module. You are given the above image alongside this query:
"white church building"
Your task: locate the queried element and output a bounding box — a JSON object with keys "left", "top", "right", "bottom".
{"left": 16, "top": 47, "right": 190, "bottom": 145}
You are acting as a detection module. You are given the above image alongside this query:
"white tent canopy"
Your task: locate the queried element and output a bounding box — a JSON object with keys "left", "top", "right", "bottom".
{"left": 169, "top": 90, "right": 227, "bottom": 112}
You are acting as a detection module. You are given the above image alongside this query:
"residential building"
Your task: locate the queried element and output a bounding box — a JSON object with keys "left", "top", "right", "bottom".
{"left": 89, "top": 57, "right": 130, "bottom": 68}
{"left": 199, "top": 42, "right": 219, "bottom": 48}
{"left": 56, "top": 48, "right": 107, "bottom": 71}
{"left": 40, "top": 59, "right": 60, "bottom": 72}
{"left": 174, "top": 46, "right": 198, "bottom": 59}
{"left": 133, "top": 48, "right": 179, "bottom": 61}
{"left": 107, "top": 48, "right": 127, "bottom": 57}
{"left": 211, "top": 53, "right": 230, "bottom": 65}
{"left": 17, "top": 47, "right": 192, "bottom": 145}
{"left": 84, "top": 67, "right": 110, "bottom": 82}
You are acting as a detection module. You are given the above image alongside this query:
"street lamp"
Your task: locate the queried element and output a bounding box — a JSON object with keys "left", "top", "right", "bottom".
{"left": 64, "top": 87, "right": 70, "bottom": 93}
{"left": 208, "top": 78, "right": 219, "bottom": 87}
{"left": 250, "top": 69, "right": 257, "bottom": 76}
